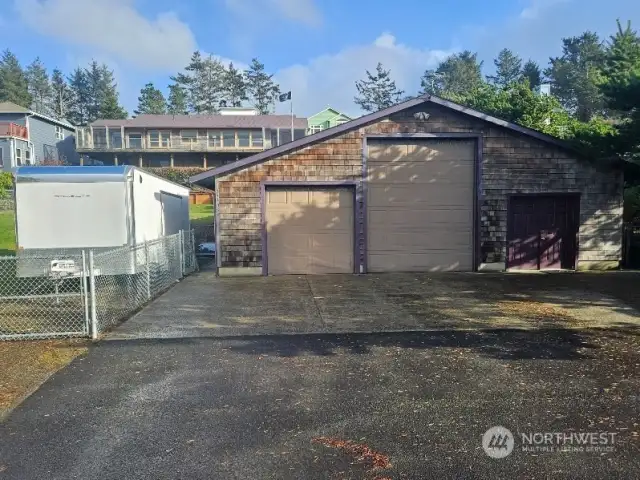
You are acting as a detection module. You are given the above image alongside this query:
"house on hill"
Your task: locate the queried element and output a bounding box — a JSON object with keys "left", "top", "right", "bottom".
{"left": 307, "top": 107, "right": 352, "bottom": 134}
{"left": 0, "top": 101, "right": 78, "bottom": 171}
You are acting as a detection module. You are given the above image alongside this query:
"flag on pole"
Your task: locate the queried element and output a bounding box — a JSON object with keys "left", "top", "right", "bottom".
{"left": 279, "top": 91, "right": 292, "bottom": 102}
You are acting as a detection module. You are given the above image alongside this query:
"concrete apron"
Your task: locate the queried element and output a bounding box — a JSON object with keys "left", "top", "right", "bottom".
{"left": 107, "top": 271, "right": 640, "bottom": 340}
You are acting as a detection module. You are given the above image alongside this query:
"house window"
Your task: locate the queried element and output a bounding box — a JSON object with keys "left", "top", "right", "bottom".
{"left": 309, "top": 125, "right": 323, "bottom": 134}
{"left": 251, "top": 130, "right": 263, "bottom": 147}
{"left": 222, "top": 131, "right": 235, "bottom": 148}
{"left": 15, "top": 148, "right": 22, "bottom": 166}
{"left": 149, "top": 131, "right": 171, "bottom": 148}
{"left": 110, "top": 131, "right": 123, "bottom": 149}
{"left": 128, "top": 133, "right": 143, "bottom": 148}
{"left": 208, "top": 131, "right": 221, "bottom": 148}
{"left": 25, "top": 149, "right": 31, "bottom": 165}
{"left": 181, "top": 130, "right": 198, "bottom": 145}
{"left": 237, "top": 130, "right": 250, "bottom": 147}
{"left": 55, "top": 126, "right": 64, "bottom": 140}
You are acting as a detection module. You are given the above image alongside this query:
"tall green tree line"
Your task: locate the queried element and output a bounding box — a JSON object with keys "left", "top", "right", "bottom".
{"left": 164, "top": 54, "right": 280, "bottom": 115}
{"left": 0, "top": 49, "right": 127, "bottom": 125}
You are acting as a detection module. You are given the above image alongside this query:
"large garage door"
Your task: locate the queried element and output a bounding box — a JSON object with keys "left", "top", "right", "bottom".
{"left": 266, "top": 187, "right": 354, "bottom": 275}
{"left": 367, "top": 140, "right": 475, "bottom": 272}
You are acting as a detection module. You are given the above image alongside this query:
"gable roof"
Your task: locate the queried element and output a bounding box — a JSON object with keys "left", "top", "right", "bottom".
{"left": 0, "top": 101, "right": 75, "bottom": 129}
{"left": 0, "top": 101, "right": 30, "bottom": 114}
{"left": 308, "top": 107, "right": 353, "bottom": 122}
{"left": 189, "top": 94, "right": 577, "bottom": 185}
{"left": 91, "top": 114, "right": 308, "bottom": 129}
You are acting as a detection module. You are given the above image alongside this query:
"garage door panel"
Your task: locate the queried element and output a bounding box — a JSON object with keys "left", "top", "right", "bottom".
{"left": 368, "top": 252, "right": 473, "bottom": 272}
{"left": 368, "top": 184, "right": 473, "bottom": 207}
{"left": 368, "top": 208, "right": 473, "bottom": 226}
{"left": 369, "top": 230, "right": 473, "bottom": 251}
{"left": 368, "top": 163, "right": 474, "bottom": 184}
{"left": 266, "top": 187, "right": 354, "bottom": 275}
{"left": 367, "top": 140, "right": 475, "bottom": 272}
{"left": 267, "top": 210, "right": 353, "bottom": 229}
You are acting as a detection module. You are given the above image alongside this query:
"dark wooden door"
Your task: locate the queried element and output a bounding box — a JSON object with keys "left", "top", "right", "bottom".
{"left": 507, "top": 195, "right": 579, "bottom": 270}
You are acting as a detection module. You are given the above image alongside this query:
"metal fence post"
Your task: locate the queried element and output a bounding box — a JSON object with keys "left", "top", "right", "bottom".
{"left": 191, "top": 229, "right": 199, "bottom": 272}
{"left": 144, "top": 240, "right": 151, "bottom": 300}
{"left": 179, "top": 229, "right": 185, "bottom": 278}
{"left": 81, "top": 250, "right": 90, "bottom": 337}
{"left": 88, "top": 250, "right": 98, "bottom": 340}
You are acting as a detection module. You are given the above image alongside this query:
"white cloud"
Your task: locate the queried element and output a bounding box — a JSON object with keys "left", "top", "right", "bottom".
{"left": 224, "top": 0, "right": 322, "bottom": 27}
{"left": 275, "top": 33, "right": 452, "bottom": 117}
{"left": 519, "top": 0, "right": 570, "bottom": 19}
{"left": 14, "top": 0, "right": 197, "bottom": 71}
{"left": 268, "top": 0, "right": 322, "bottom": 27}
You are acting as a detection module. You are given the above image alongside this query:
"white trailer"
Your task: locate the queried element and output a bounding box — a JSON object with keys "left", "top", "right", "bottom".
{"left": 14, "top": 166, "right": 190, "bottom": 276}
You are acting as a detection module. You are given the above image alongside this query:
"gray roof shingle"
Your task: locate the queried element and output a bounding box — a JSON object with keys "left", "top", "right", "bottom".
{"left": 91, "top": 114, "right": 308, "bottom": 129}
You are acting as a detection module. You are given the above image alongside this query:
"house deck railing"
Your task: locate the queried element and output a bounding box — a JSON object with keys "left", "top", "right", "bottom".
{"left": 0, "top": 123, "right": 28, "bottom": 140}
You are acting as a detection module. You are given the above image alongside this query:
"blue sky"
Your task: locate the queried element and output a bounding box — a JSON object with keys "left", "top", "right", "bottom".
{"left": 1, "top": 0, "right": 639, "bottom": 117}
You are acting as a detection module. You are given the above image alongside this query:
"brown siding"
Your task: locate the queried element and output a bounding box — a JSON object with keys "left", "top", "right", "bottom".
{"left": 217, "top": 103, "right": 623, "bottom": 270}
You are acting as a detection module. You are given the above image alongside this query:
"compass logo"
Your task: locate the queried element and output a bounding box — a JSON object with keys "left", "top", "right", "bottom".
{"left": 482, "top": 426, "right": 514, "bottom": 459}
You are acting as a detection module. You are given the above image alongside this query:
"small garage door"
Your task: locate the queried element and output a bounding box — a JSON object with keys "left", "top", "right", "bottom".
{"left": 266, "top": 187, "right": 354, "bottom": 275}
{"left": 507, "top": 194, "right": 579, "bottom": 270}
{"left": 367, "top": 140, "right": 475, "bottom": 272}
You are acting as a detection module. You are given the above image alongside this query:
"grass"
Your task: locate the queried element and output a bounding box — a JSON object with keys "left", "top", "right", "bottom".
{"left": 0, "top": 210, "right": 16, "bottom": 256}
{"left": 190, "top": 203, "right": 214, "bottom": 227}
{"left": 0, "top": 340, "right": 87, "bottom": 419}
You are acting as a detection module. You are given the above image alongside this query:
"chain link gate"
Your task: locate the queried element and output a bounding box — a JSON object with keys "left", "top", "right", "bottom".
{"left": 0, "top": 230, "right": 197, "bottom": 340}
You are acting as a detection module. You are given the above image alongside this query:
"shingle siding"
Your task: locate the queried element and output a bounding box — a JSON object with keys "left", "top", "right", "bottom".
{"left": 217, "top": 102, "right": 623, "bottom": 271}
{"left": 27, "top": 116, "right": 78, "bottom": 165}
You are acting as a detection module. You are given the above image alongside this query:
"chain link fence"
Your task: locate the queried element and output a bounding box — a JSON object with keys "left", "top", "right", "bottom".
{"left": 0, "top": 230, "right": 197, "bottom": 340}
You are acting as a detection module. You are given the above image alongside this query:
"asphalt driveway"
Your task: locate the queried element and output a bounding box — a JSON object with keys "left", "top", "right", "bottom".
{"left": 110, "top": 271, "right": 640, "bottom": 339}
{"left": 2, "top": 272, "right": 640, "bottom": 479}
{"left": 1, "top": 329, "right": 640, "bottom": 479}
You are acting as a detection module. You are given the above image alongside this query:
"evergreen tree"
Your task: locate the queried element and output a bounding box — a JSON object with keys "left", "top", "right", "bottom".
{"left": 244, "top": 58, "right": 280, "bottom": 114}
{"left": 26, "top": 57, "right": 51, "bottom": 114}
{"left": 354, "top": 62, "right": 404, "bottom": 112}
{"left": 0, "top": 50, "right": 31, "bottom": 107}
{"left": 49, "top": 69, "right": 72, "bottom": 120}
{"left": 545, "top": 31, "right": 607, "bottom": 121}
{"left": 198, "top": 55, "right": 226, "bottom": 114}
{"left": 488, "top": 48, "right": 522, "bottom": 87}
{"left": 100, "top": 87, "right": 128, "bottom": 119}
{"left": 67, "top": 67, "right": 90, "bottom": 125}
{"left": 421, "top": 51, "right": 484, "bottom": 96}
{"left": 172, "top": 51, "right": 226, "bottom": 114}
{"left": 600, "top": 20, "right": 640, "bottom": 162}
{"left": 167, "top": 83, "right": 189, "bottom": 115}
{"left": 85, "top": 61, "right": 104, "bottom": 122}
{"left": 223, "top": 62, "right": 247, "bottom": 107}
{"left": 134, "top": 82, "right": 167, "bottom": 115}
{"left": 97, "top": 64, "right": 126, "bottom": 119}
{"left": 601, "top": 20, "right": 640, "bottom": 93}
{"left": 522, "top": 60, "right": 543, "bottom": 91}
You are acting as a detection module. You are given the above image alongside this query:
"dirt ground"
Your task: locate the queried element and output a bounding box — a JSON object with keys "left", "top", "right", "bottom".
{"left": 0, "top": 340, "right": 87, "bottom": 419}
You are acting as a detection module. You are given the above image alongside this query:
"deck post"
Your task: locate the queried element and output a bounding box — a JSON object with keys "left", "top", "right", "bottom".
{"left": 203, "top": 153, "right": 207, "bottom": 169}
{"left": 170, "top": 153, "right": 174, "bottom": 168}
